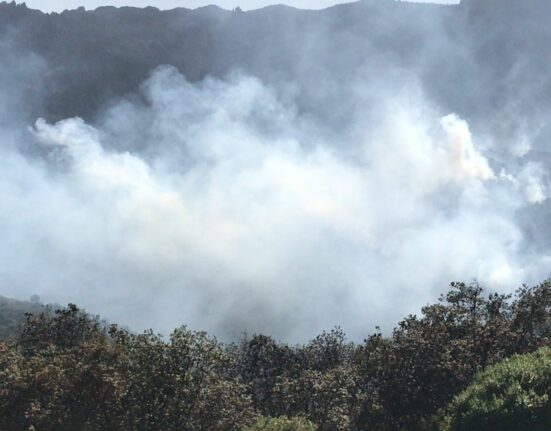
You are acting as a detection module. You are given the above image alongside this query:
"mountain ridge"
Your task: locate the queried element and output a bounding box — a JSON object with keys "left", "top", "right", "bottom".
{"left": 2, "top": 0, "right": 549, "bottom": 125}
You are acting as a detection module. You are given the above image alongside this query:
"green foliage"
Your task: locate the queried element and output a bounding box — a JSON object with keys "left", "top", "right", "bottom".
{"left": 273, "top": 366, "right": 363, "bottom": 431}
{"left": 0, "top": 296, "right": 45, "bottom": 340}
{"left": 0, "top": 306, "right": 254, "bottom": 431}
{"left": 354, "top": 281, "right": 551, "bottom": 429}
{"left": 2, "top": 281, "right": 551, "bottom": 430}
{"left": 435, "top": 347, "right": 551, "bottom": 431}
{"left": 111, "top": 326, "right": 255, "bottom": 431}
{"left": 243, "top": 416, "right": 316, "bottom": 431}
{"left": 0, "top": 333, "right": 124, "bottom": 430}
{"left": 236, "top": 334, "right": 303, "bottom": 415}
{"left": 18, "top": 303, "right": 106, "bottom": 354}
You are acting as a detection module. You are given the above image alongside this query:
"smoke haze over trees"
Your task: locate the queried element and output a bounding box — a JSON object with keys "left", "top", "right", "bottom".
{"left": 1, "top": 0, "right": 551, "bottom": 340}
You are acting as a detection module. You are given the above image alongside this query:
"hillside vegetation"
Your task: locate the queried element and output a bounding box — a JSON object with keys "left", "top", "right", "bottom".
{"left": 435, "top": 347, "right": 551, "bottom": 430}
{"left": 1, "top": 281, "right": 551, "bottom": 430}
{"left": 0, "top": 295, "right": 44, "bottom": 339}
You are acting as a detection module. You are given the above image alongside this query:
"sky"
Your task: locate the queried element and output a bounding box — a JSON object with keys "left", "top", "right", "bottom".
{"left": 22, "top": 0, "right": 459, "bottom": 13}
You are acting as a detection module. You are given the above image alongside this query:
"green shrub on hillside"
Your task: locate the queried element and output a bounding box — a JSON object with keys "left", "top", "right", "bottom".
{"left": 435, "top": 347, "right": 551, "bottom": 431}
{"left": 243, "top": 416, "right": 316, "bottom": 431}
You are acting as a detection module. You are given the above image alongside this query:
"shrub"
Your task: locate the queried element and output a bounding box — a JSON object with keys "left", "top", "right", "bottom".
{"left": 243, "top": 416, "right": 317, "bottom": 431}
{"left": 435, "top": 347, "right": 551, "bottom": 430}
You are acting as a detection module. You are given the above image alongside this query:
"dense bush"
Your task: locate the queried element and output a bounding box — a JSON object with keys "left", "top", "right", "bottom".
{"left": 0, "top": 306, "right": 255, "bottom": 431}
{"left": 243, "top": 416, "right": 316, "bottom": 431}
{"left": 2, "top": 281, "right": 551, "bottom": 429}
{"left": 435, "top": 347, "right": 551, "bottom": 431}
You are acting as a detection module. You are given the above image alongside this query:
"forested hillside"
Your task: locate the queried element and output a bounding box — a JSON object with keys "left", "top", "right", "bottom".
{"left": 0, "top": 295, "right": 44, "bottom": 339}
{"left": 1, "top": 281, "right": 551, "bottom": 430}
{"left": 2, "top": 0, "right": 551, "bottom": 134}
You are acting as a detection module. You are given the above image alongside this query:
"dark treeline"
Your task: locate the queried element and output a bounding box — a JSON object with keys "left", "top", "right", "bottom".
{"left": 0, "top": 295, "right": 44, "bottom": 339}
{"left": 1, "top": 281, "right": 551, "bottom": 430}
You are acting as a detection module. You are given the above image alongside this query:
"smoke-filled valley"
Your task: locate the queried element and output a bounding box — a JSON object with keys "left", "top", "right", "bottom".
{"left": 1, "top": 0, "right": 551, "bottom": 341}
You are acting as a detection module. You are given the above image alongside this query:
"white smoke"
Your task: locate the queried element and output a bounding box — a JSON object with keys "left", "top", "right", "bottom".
{"left": 1, "top": 66, "right": 549, "bottom": 340}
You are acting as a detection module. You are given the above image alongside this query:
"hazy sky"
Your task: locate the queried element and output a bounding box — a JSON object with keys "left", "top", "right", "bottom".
{"left": 23, "top": 0, "right": 459, "bottom": 13}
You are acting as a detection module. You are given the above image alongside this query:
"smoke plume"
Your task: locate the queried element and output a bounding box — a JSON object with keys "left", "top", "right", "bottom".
{"left": 1, "top": 63, "right": 549, "bottom": 340}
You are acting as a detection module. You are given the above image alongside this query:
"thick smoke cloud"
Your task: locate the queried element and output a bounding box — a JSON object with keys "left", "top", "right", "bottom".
{"left": 1, "top": 64, "right": 549, "bottom": 340}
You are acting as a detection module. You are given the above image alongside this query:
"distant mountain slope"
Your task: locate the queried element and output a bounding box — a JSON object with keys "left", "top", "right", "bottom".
{"left": 1, "top": 0, "right": 550, "bottom": 139}
{"left": 0, "top": 295, "right": 44, "bottom": 339}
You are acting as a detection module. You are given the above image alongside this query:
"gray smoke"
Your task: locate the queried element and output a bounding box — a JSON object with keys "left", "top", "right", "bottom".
{"left": 1, "top": 0, "right": 551, "bottom": 340}
{"left": 1, "top": 62, "right": 549, "bottom": 340}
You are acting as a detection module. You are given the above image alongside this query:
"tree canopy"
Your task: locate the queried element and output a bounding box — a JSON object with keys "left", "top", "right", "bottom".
{"left": 2, "top": 281, "right": 551, "bottom": 430}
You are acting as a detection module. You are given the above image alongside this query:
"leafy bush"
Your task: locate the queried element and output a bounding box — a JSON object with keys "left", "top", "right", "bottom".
{"left": 243, "top": 416, "right": 316, "bottom": 431}
{"left": 435, "top": 347, "right": 551, "bottom": 430}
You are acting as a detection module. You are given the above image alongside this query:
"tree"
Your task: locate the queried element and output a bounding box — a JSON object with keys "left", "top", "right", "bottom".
{"left": 3, "top": 281, "right": 551, "bottom": 430}
{"left": 0, "top": 305, "right": 255, "bottom": 431}
{"left": 511, "top": 281, "right": 551, "bottom": 352}
{"left": 110, "top": 325, "right": 255, "bottom": 431}
{"left": 273, "top": 366, "right": 363, "bottom": 431}
{"left": 235, "top": 334, "right": 302, "bottom": 415}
